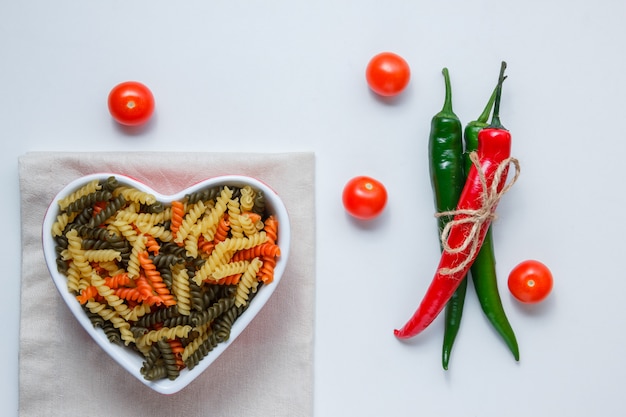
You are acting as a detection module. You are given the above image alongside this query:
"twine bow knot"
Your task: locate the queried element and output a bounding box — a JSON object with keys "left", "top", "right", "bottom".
{"left": 435, "top": 151, "right": 520, "bottom": 276}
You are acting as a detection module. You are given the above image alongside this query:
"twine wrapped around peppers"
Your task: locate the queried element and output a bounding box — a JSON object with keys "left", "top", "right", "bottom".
{"left": 435, "top": 151, "right": 520, "bottom": 276}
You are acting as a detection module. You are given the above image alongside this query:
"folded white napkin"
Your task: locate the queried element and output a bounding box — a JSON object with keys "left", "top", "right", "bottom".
{"left": 18, "top": 152, "right": 315, "bottom": 417}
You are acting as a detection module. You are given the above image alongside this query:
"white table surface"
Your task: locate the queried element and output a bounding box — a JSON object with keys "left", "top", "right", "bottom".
{"left": 3, "top": 1, "right": 626, "bottom": 416}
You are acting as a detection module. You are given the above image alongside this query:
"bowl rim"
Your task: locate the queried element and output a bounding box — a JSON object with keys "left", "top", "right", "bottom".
{"left": 41, "top": 173, "right": 291, "bottom": 394}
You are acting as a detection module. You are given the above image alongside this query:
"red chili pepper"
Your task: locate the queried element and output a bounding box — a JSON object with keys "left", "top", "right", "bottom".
{"left": 395, "top": 62, "right": 519, "bottom": 340}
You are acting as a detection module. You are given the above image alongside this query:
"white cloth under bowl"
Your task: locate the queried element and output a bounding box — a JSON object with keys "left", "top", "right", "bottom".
{"left": 18, "top": 152, "right": 315, "bottom": 417}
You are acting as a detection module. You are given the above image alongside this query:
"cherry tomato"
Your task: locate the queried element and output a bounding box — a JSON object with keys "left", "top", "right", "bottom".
{"left": 508, "top": 260, "right": 553, "bottom": 303}
{"left": 108, "top": 81, "right": 155, "bottom": 126}
{"left": 365, "top": 52, "right": 411, "bottom": 97}
{"left": 342, "top": 176, "right": 388, "bottom": 220}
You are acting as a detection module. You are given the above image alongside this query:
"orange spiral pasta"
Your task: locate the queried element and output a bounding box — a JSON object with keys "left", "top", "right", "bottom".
{"left": 258, "top": 256, "right": 278, "bottom": 284}
{"left": 263, "top": 215, "right": 279, "bottom": 244}
{"left": 214, "top": 273, "right": 241, "bottom": 286}
{"left": 231, "top": 242, "right": 281, "bottom": 262}
{"left": 197, "top": 235, "right": 215, "bottom": 255}
{"left": 167, "top": 338, "right": 186, "bottom": 370}
{"left": 144, "top": 234, "right": 161, "bottom": 255}
{"left": 105, "top": 273, "right": 131, "bottom": 288}
{"left": 138, "top": 251, "right": 176, "bottom": 307}
{"left": 213, "top": 214, "right": 230, "bottom": 243}
{"left": 169, "top": 200, "right": 185, "bottom": 237}
{"left": 76, "top": 285, "right": 100, "bottom": 305}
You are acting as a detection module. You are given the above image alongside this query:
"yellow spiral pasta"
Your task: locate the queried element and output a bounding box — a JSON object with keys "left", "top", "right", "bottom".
{"left": 134, "top": 209, "right": 171, "bottom": 227}
{"left": 91, "top": 273, "right": 134, "bottom": 319}
{"left": 127, "top": 235, "right": 146, "bottom": 279}
{"left": 86, "top": 300, "right": 135, "bottom": 345}
{"left": 134, "top": 223, "right": 173, "bottom": 242}
{"left": 174, "top": 200, "right": 207, "bottom": 245}
{"left": 135, "top": 325, "right": 193, "bottom": 349}
{"left": 193, "top": 232, "right": 267, "bottom": 285}
{"left": 183, "top": 224, "right": 201, "bottom": 258}
{"left": 238, "top": 213, "right": 259, "bottom": 237}
{"left": 239, "top": 185, "right": 256, "bottom": 213}
{"left": 110, "top": 218, "right": 139, "bottom": 244}
{"left": 113, "top": 186, "right": 157, "bottom": 205}
{"left": 51, "top": 212, "right": 78, "bottom": 237}
{"left": 227, "top": 197, "right": 243, "bottom": 238}
{"left": 210, "top": 260, "right": 250, "bottom": 280}
{"left": 171, "top": 265, "right": 191, "bottom": 316}
{"left": 181, "top": 327, "right": 211, "bottom": 363}
{"left": 198, "top": 189, "right": 231, "bottom": 242}
{"left": 65, "top": 229, "right": 93, "bottom": 292}
{"left": 83, "top": 249, "right": 122, "bottom": 263}
{"left": 235, "top": 258, "right": 263, "bottom": 307}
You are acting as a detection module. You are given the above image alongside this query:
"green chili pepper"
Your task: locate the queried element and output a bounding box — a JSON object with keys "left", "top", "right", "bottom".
{"left": 427, "top": 68, "right": 465, "bottom": 370}
{"left": 464, "top": 87, "right": 520, "bottom": 362}
{"left": 441, "top": 275, "right": 467, "bottom": 370}
{"left": 429, "top": 68, "right": 464, "bottom": 230}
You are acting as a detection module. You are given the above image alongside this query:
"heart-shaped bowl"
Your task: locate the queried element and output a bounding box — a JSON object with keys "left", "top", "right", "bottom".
{"left": 42, "top": 173, "right": 291, "bottom": 394}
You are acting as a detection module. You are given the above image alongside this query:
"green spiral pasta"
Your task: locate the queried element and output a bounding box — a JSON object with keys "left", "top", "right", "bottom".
{"left": 134, "top": 305, "right": 180, "bottom": 329}
{"left": 157, "top": 338, "right": 180, "bottom": 381}
{"left": 213, "top": 283, "right": 261, "bottom": 342}
{"left": 88, "top": 194, "right": 126, "bottom": 228}
{"left": 189, "top": 279, "right": 206, "bottom": 312}
{"left": 57, "top": 179, "right": 101, "bottom": 211}
{"left": 185, "top": 185, "right": 221, "bottom": 205}
{"left": 141, "top": 201, "right": 165, "bottom": 213}
{"left": 102, "top": 320, "right": 123, "bottom": 345}
{"left": 140, "top": 343, "right": 167, "bottom": 381}
{"left": 183, "top": 331, "right": 220, "bottom": 370}
{"left": 161, "top": 314, "right": 194, "bottom": 328}
{"left": 191, "top": 296, "right": 235, "bottom": 328}
{"left": 65, "top": 190, "right": 112, "bottom": 214}
{"left": 100, "top": 176, "right": 119, "bottom": 192}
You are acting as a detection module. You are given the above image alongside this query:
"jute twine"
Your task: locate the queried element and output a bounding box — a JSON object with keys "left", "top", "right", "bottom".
{"left": 435, "top": 151, "right": 520, "bottom": 276}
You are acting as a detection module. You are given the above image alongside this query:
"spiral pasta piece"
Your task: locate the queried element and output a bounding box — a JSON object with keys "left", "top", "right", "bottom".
{"left": 227, "top": 197, "right": 243, "bottom": 238}
{"left": 138, "top": 250, "right": 176, "bottom": 307}
{"left": 198, "top": 187, "right": 233, "bottom": 242}
{"left": 113, "top": 186, "right": 157, "bottom": 205}
{"left": 171, "top": 265, "right": 191, "bottom": 316}
{"left": 51, "top": 212, "right": 76, "bottom": 237}
{"left": 57, "top": 179, "right": 101, "bottom": 211}
{"left": 174, "top": 200, "right": 207, "bottom": 245}
{"left": 193, "top": 232, "right": 267, "bottom": 285}
{"left": 135, "top": 325, "right": 193, "bottom": 349}
{"left": 239, "top": 185, "right": 256, "bottom": 212}
{"left": 83, "top": 249, "right": 122, "bottom": 263}
{"left": 210, "top": 260, "right": 250, "bottom": 280}
{"left": 65, "top": 229, "right": 93, "bottom": 293}
{"left": 85, "top": 300, "right": 134, "bottom": 345}
{"left": 127, "top": 235, "right": 146, "bottom": 279}
{"left": 234, "top": 258, "right": 263, "bottom": 307}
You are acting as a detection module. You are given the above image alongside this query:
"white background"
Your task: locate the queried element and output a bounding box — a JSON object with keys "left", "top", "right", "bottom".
{"left": 2, "top": 1, "right": 625, "bottom": 416}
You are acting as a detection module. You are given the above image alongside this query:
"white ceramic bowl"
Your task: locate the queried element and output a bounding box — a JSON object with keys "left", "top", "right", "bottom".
{"left": 42, "top": 173, "right": 291, "bottom": 394}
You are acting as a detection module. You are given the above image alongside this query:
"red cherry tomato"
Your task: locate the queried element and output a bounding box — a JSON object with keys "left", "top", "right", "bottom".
{"left": 342, "top": 176, "right": 388, "bottom": 220}
{"left": 365, "top": 52, "right": 411, "bottom": 97}
{"left": 508, "top": 260, "right": 553, "bottom": 303}
{"left": 108, "top": 81, "right": 155, "bottom": 126}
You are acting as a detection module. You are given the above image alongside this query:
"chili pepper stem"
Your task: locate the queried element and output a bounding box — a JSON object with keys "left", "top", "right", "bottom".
{"left": 490, "top": 61, "right": 507, "bottom": 130}
{"left": 477, "top": 87, "right": 498, "bottom": 125}
{"left": 439, "top": 68, "right": 455, "bottom": 117}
